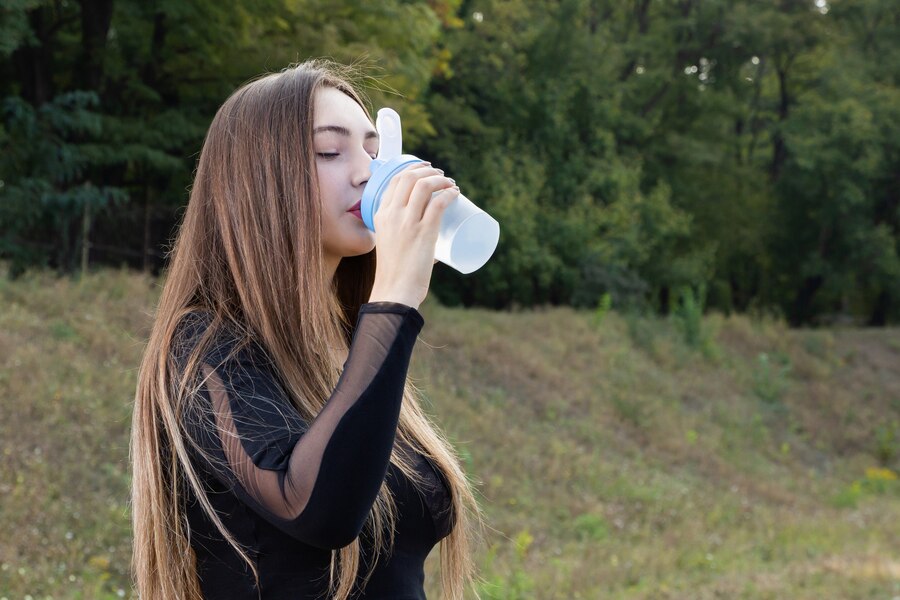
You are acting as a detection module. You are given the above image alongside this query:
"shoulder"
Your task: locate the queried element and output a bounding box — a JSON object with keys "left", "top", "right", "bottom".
{"left": 171, "top": 310, "right": 259, "bottom": 374}
{"left": 172, "top": 310, "right": 214, "bottom": 353}
{"left": 173, "top": 312, "right": 298, "bottom": 421}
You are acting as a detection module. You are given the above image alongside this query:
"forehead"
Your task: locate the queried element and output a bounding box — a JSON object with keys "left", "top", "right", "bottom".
{"left": 313, "top": 86, "right": 372, "bottom": 131}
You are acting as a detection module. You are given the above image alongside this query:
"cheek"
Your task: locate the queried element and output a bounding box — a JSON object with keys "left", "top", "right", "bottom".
{"left": 316, "top": 174, "right": 346, "bottom": 230}
{"left": 316, "top": 167, "right": 343, "bottom": 208}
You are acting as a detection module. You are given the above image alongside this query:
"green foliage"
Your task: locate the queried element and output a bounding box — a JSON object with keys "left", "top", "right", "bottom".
{"left": 49, "top": 319, "right": 78, "bottom": 341}
{"left": 0, "top": 0, "right": 39, "bottom": 58}
{"left": 475, "top": 531, "right": 536, "bottom": 599}
{"left": 1, "top": 0, "right": 899, "bottom": 324}
{"left": 831, "top": 466, "right": 899, "bottom": 509}
{"left": 625, "top": 307, "right": 662, "bottom": 356}
{"left": 1, "top": 92, "right": 129, "bottom": 275}
{"left": 0, "top": 0, "right": 453, "bottom": 276}
{"left": 874, "top": 420, "right": 899, "bottom": 466}
{"left": 752, "top": 352, "right": 792, "bottom": 406}
{"left": 425, "top": 1, "right": 705, "bottom": 309}
{"left": 5, "top": 269, "right": 900, "bottom": 598}
{"left": 671, "top": 284, "right": 722, "bottom": 361}
{"left": 611, "top": 392, "right": 649, "bottom": 430}
{"left": 672, "top": 285, "right": 703, "bottom": 348}
{"left": 592, "top": 292, "right": 612, "bottom": 326}
{"left": 572, "top": 513, "right": 609, "bottom": 542}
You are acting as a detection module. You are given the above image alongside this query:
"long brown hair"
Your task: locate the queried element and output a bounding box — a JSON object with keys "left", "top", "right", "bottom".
{"left": 130, "top": 59, "right": 486, "bottom": 600}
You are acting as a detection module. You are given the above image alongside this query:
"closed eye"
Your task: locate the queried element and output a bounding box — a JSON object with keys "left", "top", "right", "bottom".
{"left": 316, "top": 151, "right": 377, "bottom": 159}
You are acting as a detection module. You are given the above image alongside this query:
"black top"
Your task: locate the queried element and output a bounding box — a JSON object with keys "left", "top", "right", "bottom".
{"left": 172, "top": 302, "right": 454, "bottom": 599}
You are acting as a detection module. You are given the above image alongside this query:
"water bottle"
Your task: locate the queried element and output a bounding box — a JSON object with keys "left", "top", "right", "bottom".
{"left": 359, "top": 108, "right": 500, "bottom": 275}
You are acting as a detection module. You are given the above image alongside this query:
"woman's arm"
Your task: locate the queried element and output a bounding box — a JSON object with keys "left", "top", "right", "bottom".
{"left": 186, "top": 302, "right": 423, "bottom": 549}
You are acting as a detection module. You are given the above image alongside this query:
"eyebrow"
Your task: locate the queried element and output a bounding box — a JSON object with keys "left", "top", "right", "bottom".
{"left": 313, "top": 125, "right": 379, "bottom": 140}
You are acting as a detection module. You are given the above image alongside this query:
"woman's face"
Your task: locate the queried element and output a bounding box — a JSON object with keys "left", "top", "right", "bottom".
{"left": 313, "top": 86, "right": 380, "bottom": 275}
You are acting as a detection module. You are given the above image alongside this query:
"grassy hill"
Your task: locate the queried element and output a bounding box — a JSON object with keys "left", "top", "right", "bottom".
{"left": 1, "top": 268, "right": 898, "bottom": 599}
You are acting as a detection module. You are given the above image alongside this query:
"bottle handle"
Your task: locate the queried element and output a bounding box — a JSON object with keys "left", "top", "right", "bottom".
{"left": 375, "top": 108, "right": 403, "bottom": 161}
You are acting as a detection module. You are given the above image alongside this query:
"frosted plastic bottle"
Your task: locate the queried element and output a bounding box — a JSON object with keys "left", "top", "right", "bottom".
{"left": 360, "top": 108, "right": 500, "bottom": 275}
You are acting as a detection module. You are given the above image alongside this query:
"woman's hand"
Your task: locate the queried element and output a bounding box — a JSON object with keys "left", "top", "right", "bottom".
{"left": 367, "top": 162, "right": 459, "bottom": 310}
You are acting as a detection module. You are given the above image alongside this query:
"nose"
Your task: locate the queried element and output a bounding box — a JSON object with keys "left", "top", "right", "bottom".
{"left": 352, "top": 146, "right": 373, "bottom": 188}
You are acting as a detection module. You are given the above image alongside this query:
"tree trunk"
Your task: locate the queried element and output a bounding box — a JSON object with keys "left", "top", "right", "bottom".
{"left": 81, "top": 198, "right": 91, "bottom": 274}
{"left": 791, "top": 275, "right": 823, "bottom": 326}
{"left": 868, "top": 289, "right": 890, "bottom": 326}
{"left": 80, "top": 0, "right": 115, "bottom": 91}
{"left": 659, "top": 285, "right": 670, "bottom": 315}
{"left": 143, "top": 187, "right": 153, "bottom": 272}
{"left": 770, "top": 65, "right": 790, "bottom": 181}
{"left": 12, "top": 7, "right": 54, "bottom": 106}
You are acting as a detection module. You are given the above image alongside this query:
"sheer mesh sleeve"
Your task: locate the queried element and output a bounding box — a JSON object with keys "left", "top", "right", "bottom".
{"left": 181, "top": 302, "right": 424, "bottom": 550}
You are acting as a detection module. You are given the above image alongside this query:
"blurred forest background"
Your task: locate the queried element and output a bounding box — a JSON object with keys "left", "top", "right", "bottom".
{"left": 1, "top": 0, "right": 899, "bottom": 325}
{"left": 2, "top": 2, "right": 900, "bottom": 599}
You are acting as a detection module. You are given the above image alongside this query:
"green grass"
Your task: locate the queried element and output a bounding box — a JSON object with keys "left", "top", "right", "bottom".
{"left": 1, "top": 268, "right": 899, "bottom": 599}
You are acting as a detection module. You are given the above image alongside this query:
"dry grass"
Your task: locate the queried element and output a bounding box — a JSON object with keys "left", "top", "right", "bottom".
{"left": 1, "top": 269, "right": 898, "bottom": 599}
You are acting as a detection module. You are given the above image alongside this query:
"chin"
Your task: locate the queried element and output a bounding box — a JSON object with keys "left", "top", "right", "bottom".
{"left": 346, "top": 240, "right": 375, "bottom": 257}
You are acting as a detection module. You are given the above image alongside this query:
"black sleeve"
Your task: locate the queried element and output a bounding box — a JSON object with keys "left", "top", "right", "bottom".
{"left": 181, "top": 302, "right": 424, "bottom": 550}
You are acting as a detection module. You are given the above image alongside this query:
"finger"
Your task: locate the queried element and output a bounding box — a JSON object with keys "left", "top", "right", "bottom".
{"left": 407, "top": 176, "right": 456, "bottom": 222}
{"left": 378, "top": 162, "right": 430, "bottom": 212}
{"left": 391, "top": 165, "right": 444, "bottom": 209}
{"left": 421, "top": 186, "right": 460, "bottom": 228}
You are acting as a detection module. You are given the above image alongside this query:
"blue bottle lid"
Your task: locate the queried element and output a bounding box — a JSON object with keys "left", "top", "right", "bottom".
{"left": 360, "top": 154, "right": 425, "bottom": 231}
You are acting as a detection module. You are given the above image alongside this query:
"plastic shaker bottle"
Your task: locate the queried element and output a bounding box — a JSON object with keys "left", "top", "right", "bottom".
{"left": 360, "top": 108, "right": 500, "bottom": 275}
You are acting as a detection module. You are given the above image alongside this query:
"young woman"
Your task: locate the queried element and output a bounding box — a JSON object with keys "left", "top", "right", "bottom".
{"left": 130, "top": 59, "right": 486, "bottom": 599}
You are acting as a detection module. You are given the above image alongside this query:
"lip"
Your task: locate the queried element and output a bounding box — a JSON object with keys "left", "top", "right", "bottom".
{"left": 347, "top": 200, "right": 362, "bottom": 212}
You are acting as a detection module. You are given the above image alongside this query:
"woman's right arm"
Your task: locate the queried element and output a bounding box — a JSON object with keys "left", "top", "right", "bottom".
{"left": 186, "top": 301, "right": 423, "bottom": 550}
